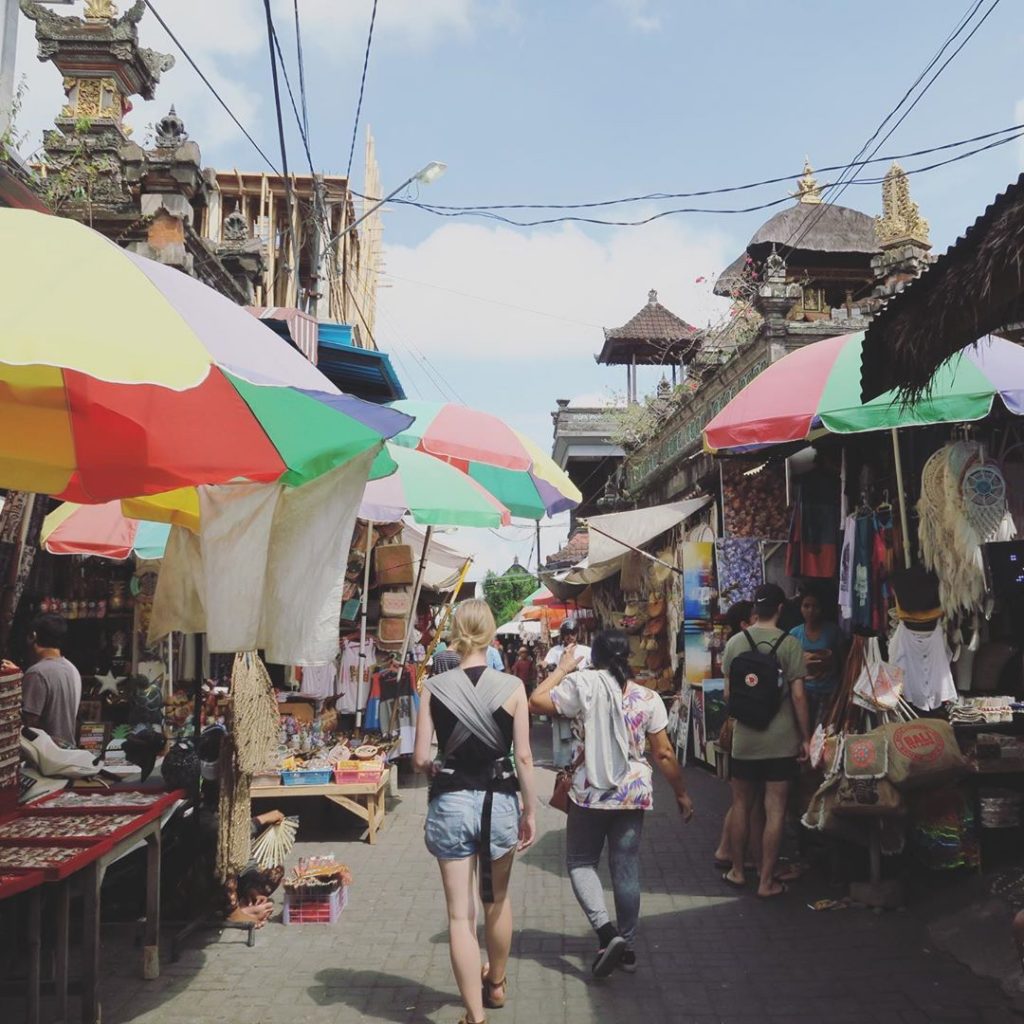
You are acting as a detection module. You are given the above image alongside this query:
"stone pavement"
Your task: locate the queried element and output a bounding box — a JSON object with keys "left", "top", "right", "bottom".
{"left": 7, "top": 726, "right": 1024, "bottom": 1024}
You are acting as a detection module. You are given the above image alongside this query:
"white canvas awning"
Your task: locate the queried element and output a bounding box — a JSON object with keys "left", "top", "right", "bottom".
{"left": 564, "top": 497, "right": 712, "bottom": 584}
{"left": 496, "top": 619, "right": 542, "bottom": 637}
{"left": 403, "top": 523, "right": 472, "bottom": 593}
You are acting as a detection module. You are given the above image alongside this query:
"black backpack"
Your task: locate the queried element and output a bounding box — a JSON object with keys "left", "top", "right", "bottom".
{"left": 727, "top": 629, "right": 787, "bottom": 730}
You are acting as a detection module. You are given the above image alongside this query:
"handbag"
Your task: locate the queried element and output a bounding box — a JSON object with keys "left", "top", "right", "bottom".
{"left": 647, "top": 593, "right": 666, "bottom": 619}
{"left": 832, "top": 775, "right": 904, "bottom": 817}
{"left": 377, "top": 615, "right": 408, "bottom": 647}
{"left": 374, "top": 544, "right": 415, "bottom": 586}
{"left": 881, "top": 719, "right": 969, "bottom": 791}
{"left": 549, "top": 747, "right": 584, "bottom": 814}
{"left": 643, "top": 615, "right": 666, "bottom": 638}
{"left": 380, "top": 589, "right": 413, "bottom": 617}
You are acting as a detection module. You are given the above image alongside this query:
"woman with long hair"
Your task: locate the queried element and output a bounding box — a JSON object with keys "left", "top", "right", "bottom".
{"left": 414, "top": 599, "right": 537, "bottom": 1024}
{"left": 530, "top": 629, "right": 694, "bottom": 977}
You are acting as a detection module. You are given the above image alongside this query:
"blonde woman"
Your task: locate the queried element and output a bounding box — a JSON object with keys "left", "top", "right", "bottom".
{"left": 414, "top": 599, "right": 537, "bottom": 1024}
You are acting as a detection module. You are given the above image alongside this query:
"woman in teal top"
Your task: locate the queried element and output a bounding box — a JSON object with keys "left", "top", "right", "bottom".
{"left": 789, "top": 589, "right": 842, "bottom": 726}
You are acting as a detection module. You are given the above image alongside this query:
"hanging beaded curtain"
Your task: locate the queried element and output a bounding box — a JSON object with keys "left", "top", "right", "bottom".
{"left": 215, "top": 652, "right": 280, "bottom": 880}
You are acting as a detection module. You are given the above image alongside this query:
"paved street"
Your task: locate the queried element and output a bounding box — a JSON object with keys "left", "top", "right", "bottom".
{"left": 9, "top": 728, "right": 1024, "bottom": 1024}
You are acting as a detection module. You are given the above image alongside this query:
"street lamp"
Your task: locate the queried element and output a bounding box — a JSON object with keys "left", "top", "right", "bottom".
{"left": 325, "top": 160, "right": 447, "bottom": 249}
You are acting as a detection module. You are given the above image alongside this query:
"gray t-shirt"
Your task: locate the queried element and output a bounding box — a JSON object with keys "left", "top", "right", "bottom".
{"left": 22, "top": 656, "right": 82, "bottom": 745}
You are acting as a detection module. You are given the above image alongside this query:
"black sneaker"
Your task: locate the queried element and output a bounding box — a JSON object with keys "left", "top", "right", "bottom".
{"left": 591, "top": 935, "right": 627, "bottom": 978}
{"left": 617, "top": 950, "right": 637, "bottom": 974}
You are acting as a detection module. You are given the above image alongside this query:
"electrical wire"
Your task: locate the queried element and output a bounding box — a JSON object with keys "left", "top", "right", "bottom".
{"left": 293, "top": 1, "right": 311, "bottom": 151}
{"left": 346, "top": 0, "right": 379, "bottom": 181}
{"left": 355, "top": 121, "right": 1024, "bottom": 215}
{"left": 268, "top": 16, "right": 315, "bottom": 174}
{"left": 783, "top": 0, "right": 1001, "bottom": 259}
{"left": 143, "top": 0, "right": 281, "bottom": 174}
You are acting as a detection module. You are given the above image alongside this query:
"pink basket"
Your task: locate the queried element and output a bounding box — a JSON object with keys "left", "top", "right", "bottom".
{"left": 283, "top": 885, "right": 348, "bottom": 925}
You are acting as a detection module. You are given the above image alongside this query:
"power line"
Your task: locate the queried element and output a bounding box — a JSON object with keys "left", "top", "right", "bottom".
{"left": 143, "top": 0, "right": 281, "bottom": 174}
{"left": 346, "top": 0, "right": 379, "bottom": 181}
{"left": 268, "top": 14, "right": 315, "bottom": 174}
{"left": 293, "top": 1, "right": 311, "bottom": 151}
{"left": 784, "top": 0, "right": 1001, "bottom": 258}
{"left": 348, "top": 120, "right": 1024, "bottom": 219}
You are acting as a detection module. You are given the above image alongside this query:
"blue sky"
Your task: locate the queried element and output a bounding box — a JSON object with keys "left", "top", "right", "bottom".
{"left": 13, "top": 0, "right": 1024, "bottom": 574}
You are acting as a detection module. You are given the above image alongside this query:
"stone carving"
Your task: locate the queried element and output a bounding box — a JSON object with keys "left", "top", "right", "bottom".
{"left": 222, "top": 209, "right": 249, "bottom": 243}
{"left": 154, "top": 106, "right": 187, "bottom": 148}
{"left": 83, "top": 0, "right": 117, "bottom": 20}
{"left": 60, "top": 76, "right": 123, "bottom": 122}
{"left": 876, "top": 162, "right": 930, "bottom": 249}
{"left": 794, "top": 157, "right": 822, "bottom": 205}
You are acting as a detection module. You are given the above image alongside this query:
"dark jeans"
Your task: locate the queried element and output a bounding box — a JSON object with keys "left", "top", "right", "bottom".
{"left": 565, "top": 802, "right": 644, "bottom": 947}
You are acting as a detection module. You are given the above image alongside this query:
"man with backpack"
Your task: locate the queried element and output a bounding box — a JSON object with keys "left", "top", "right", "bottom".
{"left": 721, "top": 584, "right": 809, "bottom": 899}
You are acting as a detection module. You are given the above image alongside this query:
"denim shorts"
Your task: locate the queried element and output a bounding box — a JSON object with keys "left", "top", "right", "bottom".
{"left": 425, "top": 790, "right": 521, "bottom": 861}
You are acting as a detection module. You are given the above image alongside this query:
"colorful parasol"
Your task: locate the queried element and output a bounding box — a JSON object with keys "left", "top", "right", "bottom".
{"left": 41, "top": 502, "right": 170, "bottom": 561}
{"left": 0, "top": 209, "right": 410, "bottom": 502}
{"left": 361, "top": 444, "right": 511, "bottom": 527}
{"left": 389, "top": 400, "right": 581, "bottom": 519}
{"left": 703, "top": 332, "right": 1024, "bottom": 453}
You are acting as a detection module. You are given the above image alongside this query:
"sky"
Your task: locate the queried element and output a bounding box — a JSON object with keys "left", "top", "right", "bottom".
{"left": 10, "top": 0, "right": 1024, "bottom": 578}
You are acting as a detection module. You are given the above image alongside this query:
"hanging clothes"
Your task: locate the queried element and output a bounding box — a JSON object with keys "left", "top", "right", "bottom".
{"left": 838, "top": 515, "right": 856, "bottom": 622}
{"left": 786, "top": 469, "right": 840, "bottom": 579}
{"left": 889, "top": 621, "right": 957, "bottom": 711}
{"left": 851, "top": 512, "right": 874, "bottom": 630}
{"left": 373, "top": 666, "right": 419, "bottom": 754}
{"left": 870, "top": 507, "right": 899, "bottom": 634}
{"left": 298, "top": 662, "right": 337, "bottom": 702}
{"left": 338, "top": 638, "right": 375, "bottom": 714}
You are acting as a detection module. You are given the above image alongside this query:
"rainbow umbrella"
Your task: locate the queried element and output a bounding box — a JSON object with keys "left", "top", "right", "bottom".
{"left": 703, "top": 332, "right": 1024, "bottom": 453}
{"left": 361, "top": 444, "right": 511, "bottom": 527}
{"left": 389, "top": 400, "right": 581, "bottom": 519}
{"left": 0, "top": 209, "right": 410, "bottom": 502}
{"left": 41, "top": 502, "right": 170, "bottom": 561}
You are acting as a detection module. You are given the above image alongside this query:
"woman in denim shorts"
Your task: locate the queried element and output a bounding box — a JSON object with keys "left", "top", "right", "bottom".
{"left": 414, "top": 600, "right": 537, "bottom": 1024}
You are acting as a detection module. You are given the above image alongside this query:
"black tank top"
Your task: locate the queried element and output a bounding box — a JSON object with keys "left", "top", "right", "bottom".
{"left": 429, "top": 666, "right": 518, "bottom": 799}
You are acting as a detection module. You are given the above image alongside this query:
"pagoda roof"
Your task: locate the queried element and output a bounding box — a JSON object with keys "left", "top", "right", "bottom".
{"left": 596, "top": 290, "right": 700, "bottom": 365}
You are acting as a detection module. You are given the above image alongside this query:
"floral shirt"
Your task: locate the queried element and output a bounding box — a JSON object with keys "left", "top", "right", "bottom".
{"left": 550, "top": 677, "right": 668, "bottom": 811}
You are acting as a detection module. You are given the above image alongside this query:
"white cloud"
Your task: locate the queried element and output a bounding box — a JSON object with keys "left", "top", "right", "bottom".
{"left": 568, "top": 392, "right": 623, "bottom": 408}
{"left": 379, "top": 217, "right": 733, "bottom": 361}
{"left": 610, "top": 0, "right": 661, "bottom": 32}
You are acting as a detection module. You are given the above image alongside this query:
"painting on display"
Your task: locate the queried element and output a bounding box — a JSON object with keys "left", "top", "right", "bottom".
{"left": 702, "top": 679, "right": 728, "bottom": 762}
{"left": 682, "top": 541, "right": 715, "bottom": 621}
{"left": 683, "top": 625, "right": 712, "bottom": 686}
{"left": 691, "top": 687, "right": 706, "bottom": 761}
{"left": 715, "top": 538, "right": 763, "bottom": 608}
{"left": 668, "top": 686, "right": 692, "bottom": 765}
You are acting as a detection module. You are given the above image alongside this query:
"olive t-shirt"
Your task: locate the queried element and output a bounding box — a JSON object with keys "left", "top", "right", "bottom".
{"left": 722, "top": 627, "right": 805, "bottom": 760}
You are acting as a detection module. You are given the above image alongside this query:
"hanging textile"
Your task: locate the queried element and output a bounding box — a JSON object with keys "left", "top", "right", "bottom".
{"left": 338, "top": 638, "right": 375, "bottom": 713}
{"left": 151, "top": 451, "right": 373, "bottom": 664}
{"left": 786, "top": 469, "right": 840, "bottom": 579}
{"left": 851, "top": 513, "right": 874, "bottom": 630}
{"left": 215, "top": 736, "right": 252, "bottom": 882}
{"left": 299, "top": 662, "right": 337, "bottom": 701}
{"left": 230, "top": 653, "right": 279, "bottom": 775}
{"left": 838, "top": 516, "right": 856, "bottom": 622}
{"left": 715, "top": 538, "right": 763, "bottom": 608}
{"left": 376, "top": 666, "right": 419, "bottom": 754}
{"left": 870, "top": 506, "right": 900, "bottom": 633}
{"left": 889, "top": 622, "right": 957, "bottom": 712}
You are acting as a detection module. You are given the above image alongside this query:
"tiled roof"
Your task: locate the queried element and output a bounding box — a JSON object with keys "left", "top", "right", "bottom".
{"left": 597, "top": 290, "right": 700, "bottom": 365}
{"left": 547, "top": 529, "right": 589, "bottom": 566}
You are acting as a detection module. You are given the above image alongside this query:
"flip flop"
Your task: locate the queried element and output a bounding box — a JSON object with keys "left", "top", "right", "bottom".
{"left": 721, "top": 873, "right": 747, "bottom": 889}
{"left": 757, "top": 883, "right": 788, "bottom": 900}
{"left": 713, "top": 857, "right": 731, "bottom": 871}
{"left": 775, "top": 863, "right": 808, "bottom": 883}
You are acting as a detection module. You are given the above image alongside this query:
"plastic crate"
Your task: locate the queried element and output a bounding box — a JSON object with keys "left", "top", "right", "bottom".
{"left": 333, "top": 762, "right": 383, "bottom": 786}
{"left": 283, "top": 885, "right": 347, "bottom": 924}
{"left": 281, "top": 770, "right": 332, "bottom": 786}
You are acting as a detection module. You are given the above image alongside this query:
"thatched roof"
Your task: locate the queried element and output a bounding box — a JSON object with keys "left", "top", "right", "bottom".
{"left": 861, "top": 172, "right": 1024, "bottom": 401}
{"left": 747, "top": 203, "right": 878, "bottom": 256}
{"left": 713, "top": 203, "right": 878, "bottom": 297}
{"left": 596, "top": 290, "right": 700, "bottom": 365}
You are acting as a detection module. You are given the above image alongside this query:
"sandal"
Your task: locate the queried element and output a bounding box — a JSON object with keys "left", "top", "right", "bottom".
{"left": 721, "top": 872, "right": 746, "bottom": 890}
{"left": 457, "top": 1017, "right": 487, "bottom": 1024}
{"left": 757, "top": 882, "right": 788, "bottom": 900}
{"left": 482, "top": 963, "right": 507, "bottom": 1009}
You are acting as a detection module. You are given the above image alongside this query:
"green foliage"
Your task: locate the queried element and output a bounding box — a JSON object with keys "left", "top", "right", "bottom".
{"left": 482, "top": 569, "right": 538, "bottom": 627}
{"left": 0, "top": 78, "right": 28, "bottom": 160}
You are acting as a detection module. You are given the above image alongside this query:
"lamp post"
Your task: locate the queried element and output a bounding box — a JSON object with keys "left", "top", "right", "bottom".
{"left": 312, "top": 161, "right": 446, "bottom": 321}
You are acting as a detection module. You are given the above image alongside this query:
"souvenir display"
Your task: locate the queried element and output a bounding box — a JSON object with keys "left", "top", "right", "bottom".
{"left": 721, "top": 461, "right": 789, "bottom": 539}
{"left": 0, "top": 846, "right": 89, "bottom": 869}
{"left": 44, "top": 791, "right": 162, "bottom": 809}
{"left": 0, "top": 814, "right": 136, "bottom": 840}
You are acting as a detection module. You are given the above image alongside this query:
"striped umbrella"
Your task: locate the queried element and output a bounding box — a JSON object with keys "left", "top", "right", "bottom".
{"left": 703, "top": 332, "right": 1024, "bottom": 452}
{"left": 389, "top": 400, "right": 581, "bottom": 519}
{"left": 0, "top": 209, "right": 410, "bottom": 502}
{"left": 41, "top": 502, "right": 170, "bottom": 561}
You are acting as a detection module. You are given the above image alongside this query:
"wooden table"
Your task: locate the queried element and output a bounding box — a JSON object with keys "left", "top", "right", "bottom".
{"left": 250, "top": 770, "right": 390, "bottom": 844}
